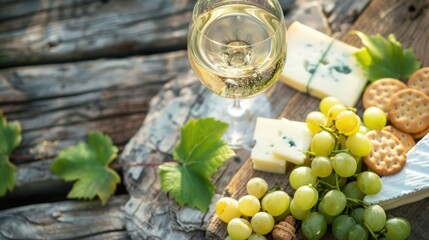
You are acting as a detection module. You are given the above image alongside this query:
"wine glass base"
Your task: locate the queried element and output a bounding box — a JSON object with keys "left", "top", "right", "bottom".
{"left": 197, "top": 91, "right": 273, "bottom": 150}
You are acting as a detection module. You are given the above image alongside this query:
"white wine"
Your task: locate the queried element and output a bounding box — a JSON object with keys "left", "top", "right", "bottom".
{"left": 188, "top": 3, "right": 286, "bottom": 99}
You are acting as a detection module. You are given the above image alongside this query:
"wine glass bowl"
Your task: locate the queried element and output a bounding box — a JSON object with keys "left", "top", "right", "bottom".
{"left": 187, "top": 0, "right": 287, "bottom": 148}
{"left": 188, "top": 0, "right": 286, "bottom": 99}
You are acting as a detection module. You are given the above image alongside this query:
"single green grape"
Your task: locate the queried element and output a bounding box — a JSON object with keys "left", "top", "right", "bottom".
{"left": 333, "top": 152, "right": 357, "bottom": 177}
{"left": 238, "top": 195, "right": 260, "bottom": 217}
{"left": 320, "top": 96, "right": 344, "bottom": 115}
{"left": 351, "top": 207, "right": 365, "bottom": 225}
{"left": 332, "top": 215, "right": 356, "bottom": 240}
{"left": 357, "top": 171, "right": 382, "bottom": 195}
{"left": 293, "top": 185, "right": 318, "bottom": 210}
{"left": 251, "top": 212, "right": 275, "bottom": 235}
{"left": 363, "top": 106, "right": 387, "bottom": 130}
{"left": 342, "top": 181, "right": 365, "bottom": 207}
{"left": 311, "top": 156, "right": 333, "bottom": 177}
{"left": 311, "top": 131, "right": 336, "bottom": 157}
{"left": 348, "top": 224, "right": 368, "bottom": 240}
{"left": 261, "top": 190, "right": 290, "bottom": 217}
{"left": 246, "top": 177, "right": 268, "bottom": 199}
{"left": 306, "top": 111, "right": 328, "bottom": 134}
{"left": 289, "top": 166, "right": 317, "bottom": 190}
{"left": 215, "top": 197, "right": 241, "bottom": 223}
{"left": 321, "top": 189, "right": 347, "bottom": 216}
{"left": 346, "top": 133, "right": 372, "bottom": 157}
{"left": 227, "top": 218, "right": 252, "bottom": 240}
{"left": 317, "top": 202, "right": 336, "bottom": 224}
{"left": 335, "top": 110, "right": 361, "bottom": 136}
{"left": 289, "top": 198, "right": 310, "bottom": 220}
{"left": 364, "top": 205, "right": 386, "bottom": 232}
{"left": 301, "top": 212, "right": 327, "bottom": 240}
{"left": 327, "top": 104, "right": 347, "bottom": 126}
{"left": 384, "top": 217, "right": 411, "bottom": 240}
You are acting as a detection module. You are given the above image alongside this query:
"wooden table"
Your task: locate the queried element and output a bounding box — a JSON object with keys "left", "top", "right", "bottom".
{"left": 0, "top": 0, "right": 428, "bottom": 239}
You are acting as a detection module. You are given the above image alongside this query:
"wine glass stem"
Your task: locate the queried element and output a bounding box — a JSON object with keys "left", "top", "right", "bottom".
{"left": 228, "top": 99, "right": 248, "bottom": 120}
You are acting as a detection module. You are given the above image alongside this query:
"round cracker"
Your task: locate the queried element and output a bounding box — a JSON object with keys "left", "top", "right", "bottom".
{"left": 387, "top": 88, "right": 429, "bottom": 134}
{"left": 382, "top": 125, "right": 415, "bottom": 152}
{"left": 362, "top": 78, "right": 407, "bottom": 112}
{"left": 408, "top": 67, "right": 429, "bottom": 96}
{"left": 412, "top": 124, "right": 429, "bottom": 140}
{"left": 364, "top": 130, "right": 406, "bottom": 176}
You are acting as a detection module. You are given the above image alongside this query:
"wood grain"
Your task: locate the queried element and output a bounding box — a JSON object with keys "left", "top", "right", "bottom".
{"left": 0, "top": 0, "right": 295, "bottom": 68}
{"left": 0, "top": 195, "right": 130, "bottom": 240}
{"left": 0, "top": 50, "right": 189, "bottom": 199}
{"left": 207, "top": 0, "right": 429, "bottom": 239}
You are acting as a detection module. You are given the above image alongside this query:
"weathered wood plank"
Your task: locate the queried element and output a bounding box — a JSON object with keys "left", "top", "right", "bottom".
{"left": 0, "top": 0, "right": 194, "bottom": 68}
{"left": 342, "top": 0, "right": 429, "bottom": 67}
{"left": 207, "top": 0, "right": 429, "bottom": 239}
{"left": 0, "top": 0, "right": 295, "bottom": 68}
{"left": 0, "top": 195, "right": 130, "bottom": 240}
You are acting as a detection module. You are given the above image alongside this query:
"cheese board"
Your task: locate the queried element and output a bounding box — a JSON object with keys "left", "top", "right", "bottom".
{"left": 206, "top": 0, "right": 429, "bottom": 239}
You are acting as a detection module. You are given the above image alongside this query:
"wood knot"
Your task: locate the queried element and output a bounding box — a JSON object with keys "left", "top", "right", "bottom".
{"left": 272, "top": 215, "right": 296, "bottom": 240}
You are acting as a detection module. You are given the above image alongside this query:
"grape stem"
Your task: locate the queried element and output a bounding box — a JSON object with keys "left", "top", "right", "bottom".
{"left": 319, "top": 125, "right": 339, "bottom": 140}
{"left": 346, "top": 197, "right": 370, "bottom": 207}
{"left": 364, "top": 222, "right": 380, "bottom": 239}
{"left": 335, "top": 173, "right": 340, "bottom": 190}
{"left": 317, "top": 180, "right": 336, "bottom": 189}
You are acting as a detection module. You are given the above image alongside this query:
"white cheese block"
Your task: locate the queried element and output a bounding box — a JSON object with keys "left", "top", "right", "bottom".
{"left": 280, "top": 21, "right": 367, "bottom": 107}
{"left": 251, "top": 142, "right": 287, "bottom": 174}
{"left": 251, "top": 117, "right": 312, "bottom": 173}
{"left": 364, "top": 133, "right": 429, "bottom": 210}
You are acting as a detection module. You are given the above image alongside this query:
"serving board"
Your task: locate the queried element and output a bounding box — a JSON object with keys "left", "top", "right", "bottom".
{"left": 206, "top": 0, "right": 429, "bottom": 239}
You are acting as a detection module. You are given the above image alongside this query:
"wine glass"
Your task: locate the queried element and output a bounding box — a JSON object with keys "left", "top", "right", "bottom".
{"left": 187, "top": 0, "right": 287, "bottom": 149}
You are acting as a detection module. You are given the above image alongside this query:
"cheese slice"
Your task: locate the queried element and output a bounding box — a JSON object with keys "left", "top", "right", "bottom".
{"left": 251, "top": 117, "right": 312, "bottom": 173}
{"left": 364, "top": 133, "right": 429, "bottom": 210}
{"left": 280, "top": 21, "right": 367, "bottom": 107}
{"left": 251, "top": 142, "right": 287, "bottom": 174}
{"left": 271, "top": 119, "right": 312, "bottom": 165}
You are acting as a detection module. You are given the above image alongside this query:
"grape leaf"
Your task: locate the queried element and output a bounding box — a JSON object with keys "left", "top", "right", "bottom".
{"left": 159, "top": 117, "right": 235, "bottom": 212}
{"left": 353, "top": 31, "right": 421, "bottom": 82}
{"left": 50, "top": 131, "right": 119, "bottom": 205}
{"left": 0, "top": 113, "right": 21, "bottom": 197}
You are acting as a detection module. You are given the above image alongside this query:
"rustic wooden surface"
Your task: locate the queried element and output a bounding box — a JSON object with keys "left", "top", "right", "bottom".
{"left": 0, "top": 0, "right": 295, "bottom": 68}
{"left": 0, "top": 50, "right": 189, "bottom": 199}
{"left": 0, "top": 195, "right": 129, "bottom": 240}
{"left": 208, "top": 0, "right": 429, "bottom": 239}
{"left": 0, "top": 0, "right": 428, "bottom": 239}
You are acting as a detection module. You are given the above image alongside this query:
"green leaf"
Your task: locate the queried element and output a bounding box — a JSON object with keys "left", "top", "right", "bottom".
{"left": 160, "top": 117, "right": 235, "bottom": 212}
{"left": 51, "top": 131, "right": 119, "bottom": 205}
{"left": 0, "top": 113, "right": 21, "bottom": 197}
{"left": 353, "top": 31, "right": 421, "bottom": 82}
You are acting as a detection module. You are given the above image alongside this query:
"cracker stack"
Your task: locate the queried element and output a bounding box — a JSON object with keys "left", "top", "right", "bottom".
{"left": 362, "top": 67, "right": 429, "bottom": 176}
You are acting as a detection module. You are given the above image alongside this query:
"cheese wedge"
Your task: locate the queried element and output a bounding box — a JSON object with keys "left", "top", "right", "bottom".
{"left": 280, "top": 21, "right": 367, "bottom": 107}
{"left": 251, "top": 117, "right": 312, "bottom": 173}
{"left": 364, "top": 133, "right": 429, "bottom": 210}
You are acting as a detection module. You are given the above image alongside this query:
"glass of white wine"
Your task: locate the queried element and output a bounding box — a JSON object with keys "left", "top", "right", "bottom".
{"left": 187, "top": 0, "right": 287, "bottom": 149}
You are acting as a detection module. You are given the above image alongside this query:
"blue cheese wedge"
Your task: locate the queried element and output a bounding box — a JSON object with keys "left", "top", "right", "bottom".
{"left": 364, "top": 133, "right": 429, "bottom": 210}
{"left": 251, "top": 117, "right": 311, "bottom": 173}
{"left": 280, "top": 21, "right": 367, "bottom": 107}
